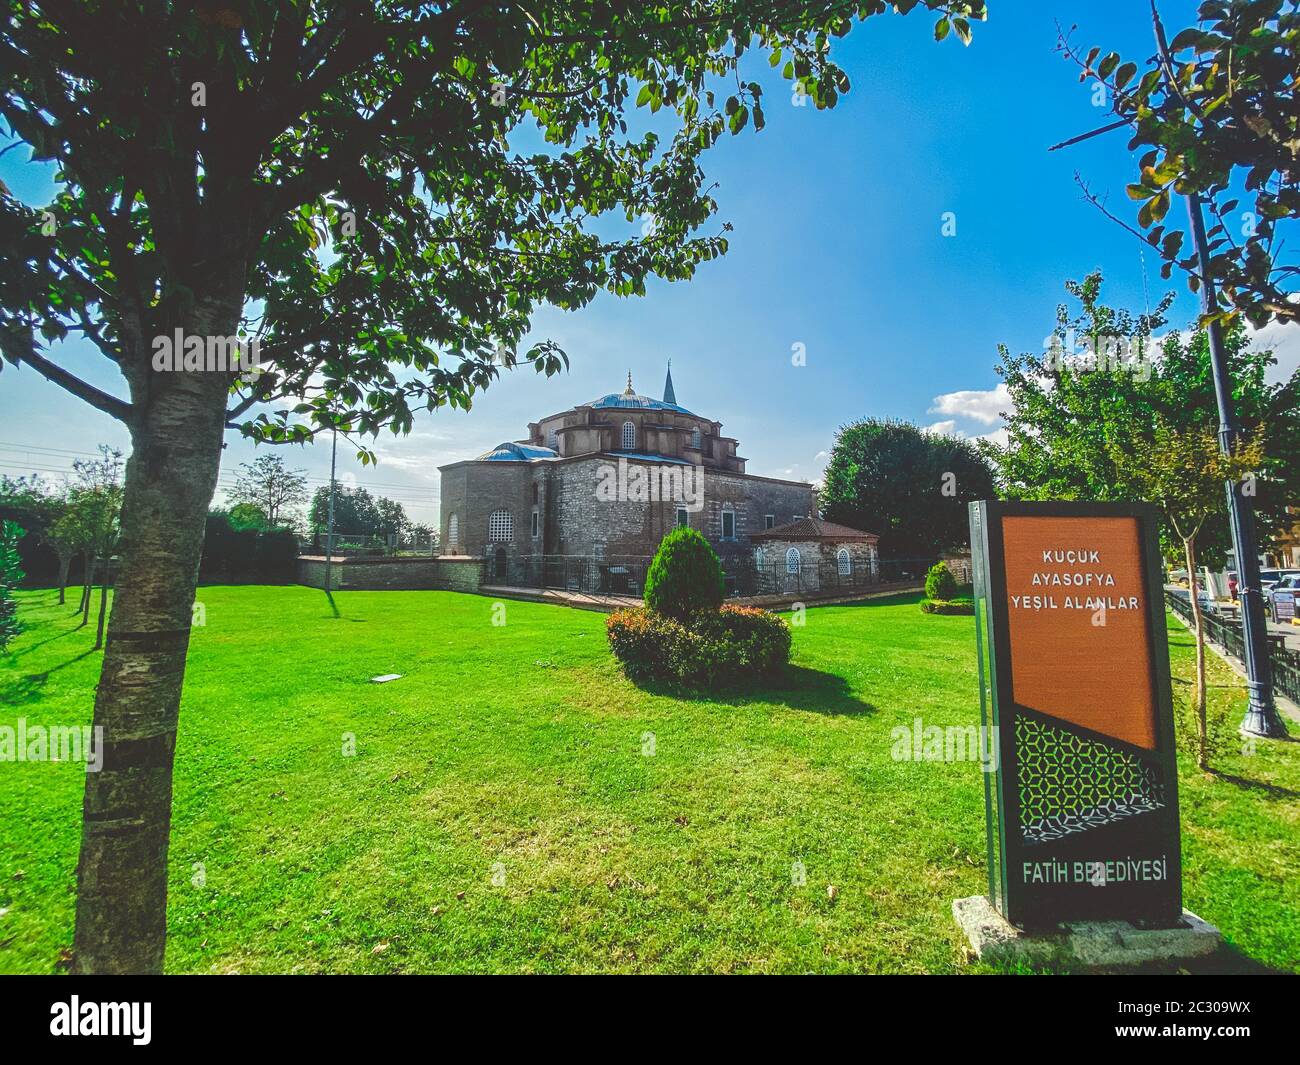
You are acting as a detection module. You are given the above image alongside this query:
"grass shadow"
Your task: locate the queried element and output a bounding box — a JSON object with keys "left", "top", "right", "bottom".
{"left": 629, "top": 664, "right": 876, "bottom": 717}
{"left": 1207, "top": 768, "right": 1300, "bottom": 800}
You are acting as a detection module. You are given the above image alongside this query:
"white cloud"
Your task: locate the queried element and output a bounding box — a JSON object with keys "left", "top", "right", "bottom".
{"left": 1248, "top": 319, "right": 1300, "bottom": 384}
{"left": 923, "top": 419, "right": 962, "bottom": 438}
{"left": 973, "top": 427, "right": 1009, "bottom": 449}
{"left": 927, "top": 383, "right": 1010, "bottom": 426}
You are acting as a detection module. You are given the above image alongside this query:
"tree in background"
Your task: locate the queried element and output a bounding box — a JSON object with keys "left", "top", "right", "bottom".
{"left": 308, "top": 485, "right": 410, "bottom": 543}
{"left": 232, "top": 455, "right": 308, "bottom": 529}
{"left": 0, "top": 474, "right": 76, "bottom": 599}
{"left": 1114, "top": 423, "right": 1265, "bottom": 770}
{"left": 1059, "top": 2, "right": 1298, "bottom": 328}
{"left": 986, "top": 272, "right": 1300, "bottom": 567}
{"left": 68, "top": 447, "right": 124, "bottom": 649}
{"left": 0, "top": 0, "right": 985, "bottom": 974}
{"left": 820, "top": 419, "right": 996, "bottom": 560}
{"left": 0, "top": 520, "right": 25, "bottom": 652}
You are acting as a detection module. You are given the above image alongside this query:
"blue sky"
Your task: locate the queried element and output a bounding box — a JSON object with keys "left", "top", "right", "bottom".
{"left": 2, "top": 0, "right": 1296, "bottom": 528}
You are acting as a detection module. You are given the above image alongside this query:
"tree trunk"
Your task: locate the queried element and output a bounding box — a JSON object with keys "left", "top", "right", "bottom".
{"left": 80, "top": 552, "right": 97, "bottom": 627}
{"left": 57, "top": 550, "right": 72, "bottom": 605}
{"left": 1184, "top": 538, "right": 1209, "bottom": 771}
{"left": 94, "top": 567, "right": 110, "bottom": 651}
{"left": 71, "top": 326, "right": 234, "bottom": 973}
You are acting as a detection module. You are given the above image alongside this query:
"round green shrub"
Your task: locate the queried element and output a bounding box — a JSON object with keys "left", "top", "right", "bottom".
{"left": 924, "top": 561, "right": 958, "bottom": 602}
{"left": 643, "top": 526, "right": 724, "bottom": 621}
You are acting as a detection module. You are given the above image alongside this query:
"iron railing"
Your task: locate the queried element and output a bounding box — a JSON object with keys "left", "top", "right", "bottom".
{"left": 1165, "top": 587, "right": 1300, "bottom": 705}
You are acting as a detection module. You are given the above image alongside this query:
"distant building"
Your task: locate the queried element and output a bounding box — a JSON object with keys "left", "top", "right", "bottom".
{"left": 750, "top": 517, "right": 880, "bottom": 594}
{"left": 438, "top": 366, "right": 818, "bottom": 584}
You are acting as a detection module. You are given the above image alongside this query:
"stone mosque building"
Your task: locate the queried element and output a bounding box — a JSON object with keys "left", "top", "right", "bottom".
{"left": 439, "top": 366, "right": 877, "bottom": 590}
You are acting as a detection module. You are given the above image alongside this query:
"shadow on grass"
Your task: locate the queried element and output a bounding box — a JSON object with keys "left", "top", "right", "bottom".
{"left": 815, "top": 592, "right": 924, "bottom": 611}
{"left": 0, "top": 672, "right": 49, "bottom": 706}
{"left": 11, "top": 626, "right": 79, "bottom": 658}
{"left": 629, "top": 664, "right": 876, "bottom": 717}
{"left": 1207, "top": 768, "right": 1300, "bottom": 800}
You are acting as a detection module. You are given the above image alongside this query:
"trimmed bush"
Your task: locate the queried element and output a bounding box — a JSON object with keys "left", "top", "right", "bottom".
{"left": 201, "top": 513, "right": 301, "bottom": 582}
{"left": 255, "top": 529, "right": 301, "bottom": 582}
{"left": 643, "top": 526, "right": 724, "bottom": 621}
{"left": 607, "top": 604, "right": 790, "bottom": 690}
{"left": 924, "top": 561, "right": 957, "bottom": 602}
{"left": 919, "top": 597, "right": 974, "bottom": 616}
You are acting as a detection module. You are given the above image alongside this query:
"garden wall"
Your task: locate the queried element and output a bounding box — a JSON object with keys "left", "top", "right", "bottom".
{"left": 296, "top": 554, "right": 483, "bottom": 593}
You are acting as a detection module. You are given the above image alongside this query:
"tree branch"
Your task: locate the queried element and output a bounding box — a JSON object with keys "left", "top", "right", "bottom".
{"left": 1, "top": 328, "right": 134, "bottom": 422}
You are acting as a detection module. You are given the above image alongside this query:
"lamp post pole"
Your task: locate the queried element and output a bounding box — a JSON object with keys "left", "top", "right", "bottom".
{"left": 1186, "top": 192, "right": 1286, "bottom": 738}
{"left": 324, "top": 426, "right": 338, "bottom": 595}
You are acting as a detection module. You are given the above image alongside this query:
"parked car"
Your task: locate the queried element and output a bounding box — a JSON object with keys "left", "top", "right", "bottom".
{"left": 1258, "top": 569, "right": 1300, "bottom": 593}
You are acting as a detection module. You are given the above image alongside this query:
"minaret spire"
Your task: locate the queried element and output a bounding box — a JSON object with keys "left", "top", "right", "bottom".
{"left": 663, "top": 359, "right": 677, "bottom": 406}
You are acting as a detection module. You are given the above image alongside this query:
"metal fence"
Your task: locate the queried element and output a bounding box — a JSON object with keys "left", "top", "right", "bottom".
{"left": 482, "top": 553, "right": 933, "bottom": 599}
{"left": 1164, "top": 588, "right": 1300, "bottom": 705}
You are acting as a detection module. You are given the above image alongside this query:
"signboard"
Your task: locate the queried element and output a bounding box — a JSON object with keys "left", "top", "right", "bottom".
{"left": 1274, "top": 589, "right": 1296, "bottom": 624}
{"left": 969, "top": 500, "right": 1182, "bottom": 929}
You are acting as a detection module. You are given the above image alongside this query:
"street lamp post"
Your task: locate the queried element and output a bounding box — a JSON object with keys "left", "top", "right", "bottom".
{"left": 1186, "top": 192, "right": 1287, "bottom": 738}
{"left": 324, "top": 426, "right": 338, "bottom": 596}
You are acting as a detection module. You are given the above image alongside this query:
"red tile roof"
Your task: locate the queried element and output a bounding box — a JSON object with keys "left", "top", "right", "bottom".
{"left": 750, "top": 517, "right": 879, "bottom": 542}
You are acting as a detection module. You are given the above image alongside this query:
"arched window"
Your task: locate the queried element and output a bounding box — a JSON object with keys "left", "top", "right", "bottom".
{"left": 547, "top": 428, "right": 558, "bottom": 450}
{"left": 785, "top": 548, "right": 801, "bottom": 574}
{"left": 488, "top": 509, "right": 513, "bottom": 543}
{"left": 837, "top": 548, "right": 852, "bottom": 577}
{"left": 690, "top": 427, "right": 701, "bottom": 450}
{"left": 621, "top": 420, "right": 636, "bottom": 450}
{"left": 446, "top": 514, "right": 459, "bottom": 551}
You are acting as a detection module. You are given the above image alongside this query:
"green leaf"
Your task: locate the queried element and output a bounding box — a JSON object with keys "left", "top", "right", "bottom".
{"left": 934, "top": 16, "right": 950, "bottom": 41}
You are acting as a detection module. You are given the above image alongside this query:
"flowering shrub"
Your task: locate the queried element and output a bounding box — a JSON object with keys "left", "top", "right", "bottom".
{"left": 607, "top": 603, "right": 790, "bottom": 690}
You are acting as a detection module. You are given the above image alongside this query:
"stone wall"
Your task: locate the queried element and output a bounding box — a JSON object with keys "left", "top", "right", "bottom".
{"left": 443, "top": 453, "right": 818, "bottom": 565}
{"left": 297, "top": 555, "right": 483, "bottom": 592}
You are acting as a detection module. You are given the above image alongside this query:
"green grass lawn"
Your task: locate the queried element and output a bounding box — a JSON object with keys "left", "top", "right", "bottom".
{"left": 1, "top": 586, "right": 1296, "bottom": 974}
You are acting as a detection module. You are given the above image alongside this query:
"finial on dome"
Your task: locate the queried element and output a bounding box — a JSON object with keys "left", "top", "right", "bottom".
{"left": 624, "top": 370, "right": 634, "bottom": 396}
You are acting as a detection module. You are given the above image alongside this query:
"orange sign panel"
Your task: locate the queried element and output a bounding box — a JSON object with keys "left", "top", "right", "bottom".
{"left": 1001, "top": 515, "right": 1157, "bottom": 749}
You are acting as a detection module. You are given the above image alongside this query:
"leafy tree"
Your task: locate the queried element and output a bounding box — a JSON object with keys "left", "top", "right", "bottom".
{"left": 0, "top": 520, "right": 25, "bottom": 652}
{"left": 0, "top": 474, "right": 76, "bottom": 599}
{"left": 68, "top": 447, "right": 125, "bottom": 649}
{"left": 232, "top": 454, "right": 308, "bottom": 528}
{"left": 0, "top": 0, "right": 984, "bottom": 974}
{"left": 1114, "top": 423, "right": 1264, "bottom": 770}
{"left": 820, "top": 419, "right": 995, "bottom": 560}
{"left": 644, "top": 526, "right": 724, "bottom": 621}
{"left": 986, "top": 272, "right": 1300, "bottom": 567}
{"left": 1059, "top": 2, "right": 1298, "bottom": 327}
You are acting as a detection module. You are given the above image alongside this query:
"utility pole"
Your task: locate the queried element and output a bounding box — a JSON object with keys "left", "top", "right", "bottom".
{"left": 1187, "top": 193, "right": 1286, "bottom": 738}
{"left": 324, "top": 426, "right": 338, "bottom": 595}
